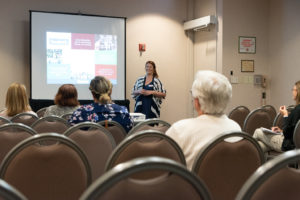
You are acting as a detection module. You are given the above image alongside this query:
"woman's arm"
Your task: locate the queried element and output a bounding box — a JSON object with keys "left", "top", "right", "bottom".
{"left": 153, "top": 78, "right": 166, "bottom": 98}
{"left": 132, "top": 89, "right": 141, "bottom": 96}
{"left": 152, "top": 90, "right": 166, "bottom": 98}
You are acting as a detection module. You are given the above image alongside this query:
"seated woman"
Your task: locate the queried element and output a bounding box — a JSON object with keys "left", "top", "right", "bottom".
{"left": 253, "top": 80, "right": 300, "bottom": 152}
{"left": 0, "top": 83, "right": 36, "bottom": 119}
{"left": 44, "top": 84, "right": 80, "bottom": 117}
{"left": 69, "top": 76, "right": 133, "bottom": 132}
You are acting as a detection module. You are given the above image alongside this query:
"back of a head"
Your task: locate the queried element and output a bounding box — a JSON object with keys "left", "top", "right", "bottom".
{"left": 89, "top": 76, "right": 112, "bottom": 104}
{"left": 54, "top": 84, "right": 79, "bottom": 106}
{"left": 191, "top": 70, "right": 232, "bottom": 115}
{"left": 5, "top": 83, "right": 30, "bottom": 116}
{"left": 294, "top": 80, "right": 300, "bottom": 105}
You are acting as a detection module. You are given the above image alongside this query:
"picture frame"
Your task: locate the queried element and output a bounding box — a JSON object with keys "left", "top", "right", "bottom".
{"left": 241, "top": 60, "right": 254, "bottom": 72}
{"left": 239, "top": 36, "right": 256, "bottom": 54}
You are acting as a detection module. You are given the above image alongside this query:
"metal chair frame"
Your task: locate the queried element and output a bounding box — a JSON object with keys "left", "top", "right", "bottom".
{"left": 105, "top": 130, "right": 186, "bottom": 171}
{"left": 127, "top": 119, "right": 171, "bottom": 135}
{"left": 192, "top": 131, "right": 265, "bottom": 171}
{"left": 80, "top": 157, "right": 211, "bottom": 200}
{"left": 0, "top": 123, "right": 37, "bottom": 136}
{"left": 64, "top": 122, "right": 116, "bottom": 147}
{"left": 0, "top": 179, "right": 27, "bottom": 200}
{"left": 0, "top": 133, "right": 92, "bottom": 185}
{"left": 236, "top": 149, "right": 300, "bottom": 200}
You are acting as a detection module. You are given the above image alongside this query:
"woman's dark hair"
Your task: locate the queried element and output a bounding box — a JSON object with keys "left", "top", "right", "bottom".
{"left": 295, "top": 80, "right": 300, "bottom": 105}
{"left": 89, "top": 76, "right": 112, "bottom": 104}
{"left": 54, "top": 84, "right": 79, "bottom": 106}
{"left": 146, "top": 61, "right": 158, "bottom": 78}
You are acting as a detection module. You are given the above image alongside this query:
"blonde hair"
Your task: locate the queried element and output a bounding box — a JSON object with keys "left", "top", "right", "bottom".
{"left": 5, "top": 83, "right": 32, "bottom": 117}
{"left": 89, "top": 76, "right": 112, "bottom": 104}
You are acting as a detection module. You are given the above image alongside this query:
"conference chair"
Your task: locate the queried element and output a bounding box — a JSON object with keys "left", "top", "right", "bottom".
{"left": 127, "top": 119, "right": 171, "bottom": 135}
{"left": 192, "top": 131, "right": 265, "bottom": 200}
{"left": 11, "top": 113, "right": 39, "bottom": 126}
{"left": 61, "top": 113, "right": 73, "bottom": 121}
{"left": 0, "top": 123, "right": 37, "bottom": 164}
{"left": 228, "top": 105, "right": 250, "bottom": 128}
{"left": 0, "top": 133, "right": 91, "bottom": 200}
{"left": 0, "top": 179, "right": 27, "bottom": 200}
{"left": 236, "top": 149, "right": 300, "bottom": 200}
{"left": 261, "top": 105, "right": 277, "bottom": 123}
{"left": 64, "top": 122, "right": 116, "bottom": 181}
{"left": 273, "top": 106, "right": 294, "bottom": 129}
{"left": 36, "top": 107, "right": 47, "bottom": 118}
{"left": 0, "top": 117, "right": 11, "bottom": 126}
{"left": 105, "top": 130, "right": 186, "bottom": 179}
{"left": 243, "top": 108, "right": 272, "bottom": 136}
{"left": 31, "top": 115, "right": 70, "bottom": 134}
{"left": 273, "top": 113, "right": 285, "bottom": 129}
{"left": 98, "top": 120, "right": 127, "bottom": 145}
{"left": 293, "top": 120, "right": 300, "bottom": 148}
{"left": 80, "top": 157, "right": 211, "bottom": 200}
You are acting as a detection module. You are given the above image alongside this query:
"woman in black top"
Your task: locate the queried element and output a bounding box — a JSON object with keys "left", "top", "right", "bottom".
{"left": 253, "top": 80, "right": 300, "bottom": 152}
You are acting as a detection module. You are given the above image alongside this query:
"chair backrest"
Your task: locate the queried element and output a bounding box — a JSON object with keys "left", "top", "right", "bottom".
{"left": 105, "top": 130, "right": 186, "bottom": 176}
{"left": 0, "top": 133, "right": 91, "bottom": 200}
{"left": 31, "top": 115, "right": 70, "bottom": 134}
{"left": 80, "top": 157, "right": 211, "bottom": 200}
{"left": 273, "top": 106, "right": 295, "bottom": 129}
{"left": 192, "top": 131, "right": 265, "bottom": 200}
{"left": 293, "top": 120, "right": 300, "bottom": 148}
{"left": 0, "top": 179, "right": 27, "bottom": 200}
{"left": 61, "top": 113, "right": 73, "bottom": 121}
{"left": 261, "top": 105, "right": 277, "bottom": 123}
{"left": 273, "top": 112, "right": 284, "bottom": 129}
{"left": 243, "top": 108, "right": 272, "bottom": 136}
{"left": 0, "top": 117, "right": 11, "bottom": 126}
{"left": 64, "top": 122, "right": 116, "bottom": 181}
{"left": 0, "top": 123, "right": 37, "bottom": 165}
{"left": 127, "top": 119, "right": 171, "bottom": 135}
{"left": 11, "top": 113, "right": 39, "bottom": 127}
{"left": 236, "top": 149, "right": 300, "bottom": 200}
{"left": 228, "top": 106, "right": 250, "bottom": 128}
{"left": 36, "top": 107, "right": 47, "bottom": 118}
{"left": 98, "top": 120, "right": 127, "bottom": 145}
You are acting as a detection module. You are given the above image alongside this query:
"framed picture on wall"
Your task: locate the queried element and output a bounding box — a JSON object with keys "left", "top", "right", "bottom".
{"left": 239, "top": 36, "right": 256, "bottom": 54}
{"left": 241, "top": 60, "right": 254, "bottom": 72}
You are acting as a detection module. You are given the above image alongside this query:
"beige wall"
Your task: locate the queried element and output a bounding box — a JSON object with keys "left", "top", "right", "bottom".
{"left": 194, "top": 0, "right": 217, "bottom": 72}
{"left": 222, "top": 0, "right": 270, "bottom": 112}
{"left": 269, "top": 0, "right": 300, "bottom": 109}
{"left": 1, "top": 0, "right": 299, "bottom": 123}
{"left": 0, "top": 0, "right": 189, "bottom": 123}
{"left": 192, "top": 0, "right": 271, "bottom": 113}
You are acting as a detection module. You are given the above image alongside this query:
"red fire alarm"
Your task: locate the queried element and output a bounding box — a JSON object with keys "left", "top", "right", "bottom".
{"left": 139, "top": 44, "right": 146, "bottom": 51}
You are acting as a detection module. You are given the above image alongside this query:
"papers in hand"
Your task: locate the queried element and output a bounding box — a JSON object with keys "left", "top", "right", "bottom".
{"left": 261, "top": 127, "right": 283, "bottom": 135}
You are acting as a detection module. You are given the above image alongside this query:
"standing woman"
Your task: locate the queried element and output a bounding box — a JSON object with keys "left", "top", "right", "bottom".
{"left": 132, "top": 61, "right": 166, "bottom": 119}
{"left": 253, "top": 80, "right": 300, "bottom": 152}
{"left": 0, "top": 83, "right": 36, "bottom": 119}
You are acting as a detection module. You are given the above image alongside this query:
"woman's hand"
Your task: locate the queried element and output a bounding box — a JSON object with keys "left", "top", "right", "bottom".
{"left": 271, "top": 126, "right": 282, "bottom": 133}
{"left": 140, "top": 89, "right": 153, "bottom": 96}
{"left": 132, "top": 89, "right": 142, "bottom": 96}
{"left": 279, "top": 105, "right": 288, "bottom": 117}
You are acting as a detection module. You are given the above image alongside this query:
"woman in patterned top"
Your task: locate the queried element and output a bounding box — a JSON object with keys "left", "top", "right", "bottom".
{"left": 132, "top": 61, "right": 166, "bottom": 119}
{"left": 69, "top": 76, "right": 133, "bottom": 132}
